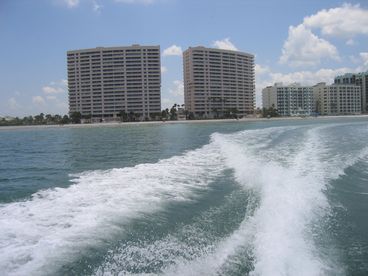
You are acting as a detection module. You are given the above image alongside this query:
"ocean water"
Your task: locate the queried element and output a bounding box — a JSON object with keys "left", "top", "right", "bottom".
{"left": 0, "top": 118, "right": 368, "bottom": 276}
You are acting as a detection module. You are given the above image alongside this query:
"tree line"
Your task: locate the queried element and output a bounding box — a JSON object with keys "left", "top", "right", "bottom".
{"left": 1, "top": 104, "right": 274, "bottom": 126}
{"left": 0, "top": 112, "right": 83, "bottom": 126}
{"left": 0, "top": 104, "right": 186, "bottom": 126}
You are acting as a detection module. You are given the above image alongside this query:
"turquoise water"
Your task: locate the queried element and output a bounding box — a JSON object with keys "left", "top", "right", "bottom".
{"left": 0, "top": 118, "right": 368, "bottom": 275}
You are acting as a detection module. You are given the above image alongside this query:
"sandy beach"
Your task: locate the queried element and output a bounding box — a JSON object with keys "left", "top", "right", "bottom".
{"left": 0, "top": 114, "right": 367, "bottom": 131}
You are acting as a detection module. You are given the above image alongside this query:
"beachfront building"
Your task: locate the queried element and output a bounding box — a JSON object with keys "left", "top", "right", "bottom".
{"left": 262, "top": 83, "right": 314, "bottom": 116}
{"left": 67, "top": 45, "right": 161, "bottom": 121}
{"left": 334, "top": 72, "right": 368, "bottom": 113}
{"left": 313, "top": 82, "right": 361, "bottom": 115}
{"left": 183, "top": 46, "right": 255, "bottom": 118}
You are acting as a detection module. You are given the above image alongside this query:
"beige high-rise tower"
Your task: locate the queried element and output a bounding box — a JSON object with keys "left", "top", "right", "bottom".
{"left": 183, "top": 46, "right": 255, "bottom": 118}
{"left": 67, "top": 45, "right": 161, "bottom": 121}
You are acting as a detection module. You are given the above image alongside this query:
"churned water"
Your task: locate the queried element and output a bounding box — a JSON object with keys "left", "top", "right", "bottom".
{"left": 0, "top": 118, "right": 367, "bottom": 276}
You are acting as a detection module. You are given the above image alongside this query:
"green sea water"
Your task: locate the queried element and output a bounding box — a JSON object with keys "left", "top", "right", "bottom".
{"left": 0, "top": 117, "right": 367, "bottom": 275}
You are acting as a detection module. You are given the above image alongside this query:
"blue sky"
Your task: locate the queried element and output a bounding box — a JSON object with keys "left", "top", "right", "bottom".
{"left": 1, "top": 0, "right": 367, "bottom": 117}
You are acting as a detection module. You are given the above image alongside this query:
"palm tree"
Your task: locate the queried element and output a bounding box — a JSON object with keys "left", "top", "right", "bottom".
{"left": 61, "top": 115, "right": 70, "bottom": 124}
{"left": 128, "top": 111, "right": 135, "bottom": 121}
{"left": 119, "top": 110, "right": 128, "bottom": 122}
{"left": 70, "top": 112, "right": 82, "bottom": 124}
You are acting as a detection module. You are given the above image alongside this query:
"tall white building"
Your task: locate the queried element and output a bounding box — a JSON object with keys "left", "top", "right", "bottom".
{"left": 313, "top": 83, "right": 361, "bottom": 115}
{"left": 262, "top": 83, "right": 314, "bottom": 116}
{"left": 183, "top": 46, "right": 255, "bottom": 118}
{"left": 67, "top": 45, "right": 161, "bottom": 121}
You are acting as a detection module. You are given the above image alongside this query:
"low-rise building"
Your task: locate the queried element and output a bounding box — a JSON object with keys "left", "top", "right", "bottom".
{"left": 262, "top": 83, "right": 314, "bottom": 116}
{"left": 334, "top": 72, "right": 368, "bottom": 112}
{"left": 313, "top": 82, "right": 361, "bottom": 115}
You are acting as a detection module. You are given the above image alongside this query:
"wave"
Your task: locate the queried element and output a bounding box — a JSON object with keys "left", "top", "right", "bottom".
{"left": 0, "top": 144, "right": 224, "bottom": 276}
{"left": 167, "top": 124, "right": 368, "bottom": 276}
{"left": 146, "top": 126, "right": 329, "bottom": 275}
{"left": 217, "top": 127, "right": 332, "bottom": 275}
{"left": 97, "top": 124, "right": 368, "bottom": 276}
{"left": 2, "top": 122, "right": 368, "bottom": 276}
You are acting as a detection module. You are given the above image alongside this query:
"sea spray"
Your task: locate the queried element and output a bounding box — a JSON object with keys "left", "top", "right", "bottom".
{"left": 0, "top": 144, "right": 224, "bottom": 275}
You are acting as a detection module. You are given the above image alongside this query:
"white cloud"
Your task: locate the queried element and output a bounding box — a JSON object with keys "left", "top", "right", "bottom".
{"left": 61, "top": 0, "right": 156, "bottom": 9}
{"left": 42, "top": 86, "right": 65, "bottom": 94}
{"left": 279, "top": 4, "right": 368, "bottom": 67}
{"left": 29, "top": 80, "right": 69, "bottom": 115}
{"left": 8, "top": 98, "right": 21, "bottom": 110}
{"left": 169, "top": 80, "right": 184, "bottom": 97}
{"left": 360, "top": 52, "right": 368, "bottom": 68}
{"left": 61, "top": 0, "right": 103, "bottom": 12}
{"left": 32, "top": 96, "right": 46, "bottom": 105}
{"left": 346, "top": 38, "right": 355, "bottom": 46}
{"left": 62, "top": 0, "right": 79, "bottom": 8}
{"left": 212, "top": 38, "right": 238, "bottom": 51}
{"left": 46, "top": 95, "right": 58, "bottom": 101}
{"left": 114, "top": 0, "right": 155, "bottom": 5}
{"left": 92, "top": 1, "right": 103, "bottom": 12}
{"left": 161, "top": 80, "right": 184, "bottom": 110}
{"left": 267, "top": 67, "right": 354, "bottom": 86}
{"left": 55, "top": 100, "right": 68, "bottom": 111}
{"left": 162, "top": 98, "right": 176, "bottom": 109}
{"left": 161, "top": 66, "right": 167, "bottom": 74}
{"left": 349, "top": 55, "right": 361, "bottom": 64}
{"left": 303, "top": 3, "right": 368, "bottom": 39}
{"left": 42, "top": 79, "right": 67, "bottom": 94}
{"left": 280, "top": 24, "right": 339, "bottom": 67}
{"left": 255, "top": 64, "right": 270, "bottom": 75}
{"left": 162, "top": 45, "right": 182, "bottom": 57}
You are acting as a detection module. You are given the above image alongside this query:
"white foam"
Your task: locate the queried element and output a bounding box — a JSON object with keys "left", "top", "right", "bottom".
{"left": 158, "top": 124, "right": 367, "bottom": 276}
{"left": 95, "top": 126, "right": 324, "bottom": 276}
{"left": 3, "top": 123, "right": 368, "bottom": 275}
{"left": 0, "top": 144, "right": 224, "bottom": 276}
{"left": 208, "top": 124, "right": 368, "bottom": 276}
{"left": 94, "top": 224, "right": 218, "bottom": 276}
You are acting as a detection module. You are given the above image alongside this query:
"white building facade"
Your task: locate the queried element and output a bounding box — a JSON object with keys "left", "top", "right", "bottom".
{"left": 262, "top": 83, "right": 314, "bottom": 116}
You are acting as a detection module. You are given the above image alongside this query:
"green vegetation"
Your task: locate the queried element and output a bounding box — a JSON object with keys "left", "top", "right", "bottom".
{"left": 0, "top": 113, "right": 72, "bottom": 126}
{"left": 169, "top": 104, "right": 178, "bottom": 120}
{"left": 70, "top": 112, "right": 82, "bottom": 124}
{"left": 117, "top": 104, "right": 184, "bottom": 122}
{"left": 262, "top": 106, "right": 279, "bottom": 118}
{"left": 1, "top": 103, "right": 249, "bottom": 127}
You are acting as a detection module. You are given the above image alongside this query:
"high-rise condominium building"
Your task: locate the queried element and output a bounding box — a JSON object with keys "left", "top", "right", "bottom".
{"left": 262, "top": 83, "right": 314, "bottom": 116}
{"left": 313, "top": 82, "right": 361, "bottom": 115}
{"left": 334, "top": 72, "right": 368, "bottom": 113}
{"left": 183, "top": 46, "right": 255, "bottom": 118}
{"left": 67, "top": 45, "right": 161, "bottom": 121}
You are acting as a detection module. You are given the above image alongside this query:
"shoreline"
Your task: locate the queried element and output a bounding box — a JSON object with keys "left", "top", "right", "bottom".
{"left": 1, "top": 114, "right": 367, "bottom": 131}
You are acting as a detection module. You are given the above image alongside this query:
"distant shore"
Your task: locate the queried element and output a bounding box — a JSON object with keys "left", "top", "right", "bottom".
{"left": 1, "top": 114, "right": 367, "bottom": 131}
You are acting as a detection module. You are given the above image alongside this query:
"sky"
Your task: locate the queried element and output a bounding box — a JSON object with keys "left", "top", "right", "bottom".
{"left": 0, "top": 0, "right": 367, "bottom": 117}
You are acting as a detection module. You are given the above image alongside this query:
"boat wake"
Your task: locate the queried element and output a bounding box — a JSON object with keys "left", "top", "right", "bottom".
{"left": 97, "top": 124, "right": 368, "bottom": 275}
{"left": 1, "top": 122, "right": 368, "bottom": 275}
{"left": 0, "top": 143, "right": 224, "bottom": 275}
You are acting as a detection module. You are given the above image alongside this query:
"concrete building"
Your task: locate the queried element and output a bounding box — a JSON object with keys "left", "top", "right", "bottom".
{"left": 262, "top": 83, "right": 314, "bottom": 116}
{"left": 313, "top": 82, "right": 361, "bottom": 115}
{"left": 334, "top": 72, "right": 368, "bottom": 112}
{"left": 183, "top": 46, "right": 255, "bottom": 118}
{"left": 67, "top": 45, "right": 161, "bottom": 121}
